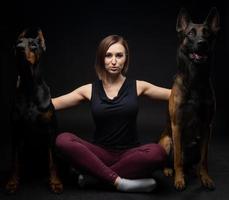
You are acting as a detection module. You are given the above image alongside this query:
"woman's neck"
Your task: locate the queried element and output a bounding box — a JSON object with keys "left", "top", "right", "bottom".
{"left": 101, "top": 73, "right": 126, "bottom": 100}
{"left": 102, "top": 74, "right": 126, "bottom": 86}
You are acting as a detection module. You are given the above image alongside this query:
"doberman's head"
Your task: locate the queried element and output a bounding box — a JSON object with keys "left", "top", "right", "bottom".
{"left": 15, "top": 28, "right": 46, "bottom": 66}
{"left": 176, "top": 8, "right": 220, "bottom": 64}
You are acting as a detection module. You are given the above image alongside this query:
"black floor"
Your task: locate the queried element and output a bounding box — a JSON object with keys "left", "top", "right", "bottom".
{"left": 0, "top": 137, "right": 228, "bottom": 200}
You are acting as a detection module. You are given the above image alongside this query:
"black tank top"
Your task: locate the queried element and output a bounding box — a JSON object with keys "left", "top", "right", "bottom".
{"left": 91, "top": 78, "right": 140, "bottom": 149}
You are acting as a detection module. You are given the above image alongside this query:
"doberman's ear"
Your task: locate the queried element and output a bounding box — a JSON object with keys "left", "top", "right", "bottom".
{"left": 18, "top": 29, "right": 27, "bottom": 39}
{"left": 37, "top": 29, "right": 46, "bottom": 51}
{"left": 204, "top": 7, "right": 220, "bottom": 34}
{"left": 176, "top": 8, "right": 191, "bottom": 32}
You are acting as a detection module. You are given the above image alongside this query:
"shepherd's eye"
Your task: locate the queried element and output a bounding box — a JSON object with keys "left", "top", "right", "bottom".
{"left": 203, "top": 28, "right": 210, "bottom": 37}
{"left": 188, "top": 30, "right": 195, "bottom": 37}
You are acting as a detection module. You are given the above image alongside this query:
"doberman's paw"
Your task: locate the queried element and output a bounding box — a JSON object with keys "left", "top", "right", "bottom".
{"left": 49, "top": 176, "right": 63, "bottom": 194}
{"left": 5, "top": 178, "right": 19, "bottom": 194}
{"left": 163, "top": 168, "right": 173, "bottom": 176}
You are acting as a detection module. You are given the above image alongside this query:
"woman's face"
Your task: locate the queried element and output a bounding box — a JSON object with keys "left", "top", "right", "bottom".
{"left": 104, "top": 42, "right": 126, "bottom": 75}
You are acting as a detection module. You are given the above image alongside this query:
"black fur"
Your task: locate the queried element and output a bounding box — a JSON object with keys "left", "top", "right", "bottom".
{"left": 6, "top": 28, "right": 63, "bottom": 194}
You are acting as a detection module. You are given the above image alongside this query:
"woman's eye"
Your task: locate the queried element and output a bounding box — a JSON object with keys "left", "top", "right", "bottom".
{"left": 116, "top": 53, "right": 123, "bottom": 58}
{"left": 105, "top": 53, "right": 112, "bottom": 58}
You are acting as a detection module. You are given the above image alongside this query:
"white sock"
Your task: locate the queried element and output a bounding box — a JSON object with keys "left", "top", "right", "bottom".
{"left": 78, "top": 174, "right": 86, "bottom": 188}
{"left": 116, "top": 178, "right": 157, "bottom": 193}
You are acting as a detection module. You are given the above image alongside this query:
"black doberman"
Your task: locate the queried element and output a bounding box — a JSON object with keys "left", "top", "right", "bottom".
{"left": 6, "top": 28, "right": 63, "bottom": 194}
{"left": 159, "top": 8, "right": 220, "bottom": 191}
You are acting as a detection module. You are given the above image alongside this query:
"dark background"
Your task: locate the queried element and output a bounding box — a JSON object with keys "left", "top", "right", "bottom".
{"left": 0, "top": 0, "right": 228, "bottom": 199}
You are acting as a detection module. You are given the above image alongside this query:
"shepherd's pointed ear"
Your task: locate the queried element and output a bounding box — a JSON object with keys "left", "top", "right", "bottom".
{"left": 176, "top": 8, "right": 191, "bottom": 32}
{"left": 204, "top": 7, "right": 220, "bottom": 33}
{"left": 37, "top": 29, "right": 46, "bottom": 51}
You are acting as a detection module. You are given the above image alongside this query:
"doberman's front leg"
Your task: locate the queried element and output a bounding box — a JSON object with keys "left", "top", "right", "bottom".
{"left": 172, "top": 123, "right": 185, "bottom": 191}
{"left": 48, "top": 149, "right": 63, "bottom": 193}
{"left": 198, "top": 125, "right": 215, "bottom": 190}
{"left": 6, "top": 148, "right": 20, "bottom": 194}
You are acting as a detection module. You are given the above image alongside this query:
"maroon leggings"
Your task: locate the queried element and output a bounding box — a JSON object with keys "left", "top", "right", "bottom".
{"left": 56, "top": 132, "right": 167, "bottom": 184}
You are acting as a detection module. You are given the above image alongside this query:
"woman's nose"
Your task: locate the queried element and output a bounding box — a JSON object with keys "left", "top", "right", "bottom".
{"left": 111, "top": 56, "right": 117, "bottom": 64}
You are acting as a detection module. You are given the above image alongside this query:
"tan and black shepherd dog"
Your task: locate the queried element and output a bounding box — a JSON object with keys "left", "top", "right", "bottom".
{"left": 159, "top": 8, "right": 220, "bottom": 191}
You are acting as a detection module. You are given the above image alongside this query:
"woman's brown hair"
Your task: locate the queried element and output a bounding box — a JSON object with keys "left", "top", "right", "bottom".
{"left": 95, "top": 35, "right": 129, "bottom": 79}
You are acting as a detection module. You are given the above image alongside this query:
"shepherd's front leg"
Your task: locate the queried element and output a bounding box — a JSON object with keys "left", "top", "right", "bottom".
{"left": 198, "top": 125, "right": 215, "bottom": 190}
{"left": 159, "top": 134, "right": 173, "bottom": 176}
{"left": 172, "top": 124, "right": 185, "bottom": 191}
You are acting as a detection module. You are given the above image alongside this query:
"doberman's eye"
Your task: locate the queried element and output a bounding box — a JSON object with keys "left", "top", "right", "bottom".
{"left": 16, "top": 39, "right": 23, "bottom": 45}
{"left": 29, "top": 42, "right": 38, "bottom": 50}
{"left": 30, "top": 45, "right": 37, "bottom": 50}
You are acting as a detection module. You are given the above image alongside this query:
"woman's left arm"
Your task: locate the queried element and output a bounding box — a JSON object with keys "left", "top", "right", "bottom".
{"left": 136, "top": 80, "right": 171, "bottom": 101}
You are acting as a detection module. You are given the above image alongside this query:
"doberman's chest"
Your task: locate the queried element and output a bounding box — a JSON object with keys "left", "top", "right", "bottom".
{"left": 13, "top": 93, "right": 53, "bottom": 125}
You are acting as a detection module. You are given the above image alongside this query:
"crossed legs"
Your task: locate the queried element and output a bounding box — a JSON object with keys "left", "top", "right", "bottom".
{"left": 56, "top": 132, "right": 167, "bottom": 192}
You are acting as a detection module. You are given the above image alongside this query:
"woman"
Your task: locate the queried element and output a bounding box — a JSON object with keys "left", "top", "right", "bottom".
{"left": 52, "top": 35, "right": 171, "bottom": 192}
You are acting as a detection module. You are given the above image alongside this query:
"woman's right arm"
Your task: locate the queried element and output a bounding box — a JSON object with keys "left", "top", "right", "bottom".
{"left": 52, "top": 84, "right": 92, "bottom": 110}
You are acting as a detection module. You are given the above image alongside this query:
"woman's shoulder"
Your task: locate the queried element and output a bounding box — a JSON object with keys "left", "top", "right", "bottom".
{"left": 136, "top": 79, "right": 149, "bottom": 83}
{"left": 75, "top": 83, "right": 92, "bottom": 100}
{"left": 136, "top": 80, "right": 149, "bottom": 87}
{"left": 136, "top": 80, "right": 154, "bottom": 86}
{"left": 136, "top": 80, "right": 153, "bottom": 96}
{"left": 77, "top": 83, "right": 92, "bottom": 90}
